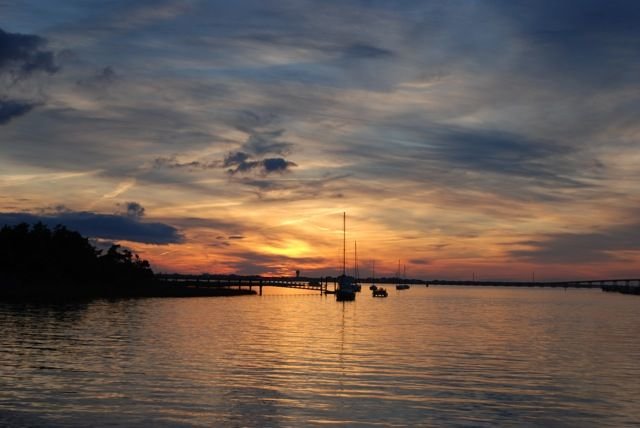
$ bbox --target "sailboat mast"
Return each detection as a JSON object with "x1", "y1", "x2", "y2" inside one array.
[
  {"x1": 342, "y1": 212, "x2": 346, "y2": 276},
  {"x1": 354, "y1": 241, "x2": 358, "y2": 281}
]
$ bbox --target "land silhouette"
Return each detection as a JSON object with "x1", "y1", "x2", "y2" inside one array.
[{"x1": 0, "y1": 223, "x2": 254, "y2": 300}]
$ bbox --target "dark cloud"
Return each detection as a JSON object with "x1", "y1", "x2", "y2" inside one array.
[
  {"x1": 223, "y1": 151, "x2": 297, "y2": 175},
  {"x1": 223, "y1": 151, "x2": 251, "y2": 168},
  {"x1": 123, "y1": 201, "x2": 145, "y2": 218},
  {"x1": 431, "y1": 127, "x2": 577, "y2": 182},
  {"x1": 0, "y1": 99, "x2": 36, "y2": 124},
  {"x1": 0, "y1": 27, "x2": 58, "y2": 78},
  {"x1": 154, "y1": 156, "x2": 219, "y2": 170},
  {"x1": 491, "y1": 0, "x2": 640, "y2": 86},
  {"x1": 0, "y1": 210, "x2": 182, "y2": 244},
  {"x1": 263, "y1": 158, "x2": 296, "y2": 173},
  {"x1": 509, "y1": 223, "x2": 640, "y2": 263},
  {"x1": 0, "y1": 27, "x2": 58, "y2": 125}
]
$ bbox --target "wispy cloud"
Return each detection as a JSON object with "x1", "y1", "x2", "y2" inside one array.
[{"x1": 2, "y1": 1, "x2": 640, "y2": 277}]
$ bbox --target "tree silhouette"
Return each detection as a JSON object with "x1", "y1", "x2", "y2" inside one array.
[{"x1": 0, "y1": 223, "x2": 153, "y2": 296}]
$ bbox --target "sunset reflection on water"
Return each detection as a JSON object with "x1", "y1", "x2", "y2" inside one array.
[{"x1": 1, "y1": 287, "x2": 639, "y2": 426}]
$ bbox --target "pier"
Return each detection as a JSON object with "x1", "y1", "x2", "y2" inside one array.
[
  {"x1": 155, "y1": 274, "x2": 640, "y2": 296},
  {"x1": 426, "y1": 278, "x2": 640, "y2": 295},
  {"x1": 155, "y1": 274, "x2": 333, "y2": 295}
]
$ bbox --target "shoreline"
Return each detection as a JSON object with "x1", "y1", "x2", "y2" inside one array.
[{"x1": 0, "y1": 282, "x2": 257, "y2": 301}]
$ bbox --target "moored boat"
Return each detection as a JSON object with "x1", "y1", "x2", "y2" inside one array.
[
  {"x1": 395, "y1": 261, "x2": 410, "y2": 290},
  {"x1": 372, "y1": 287, "x2": 388, "y2": 297},
  {"x1": 369, "y1": 260, "x2": 377, "y2": 291},
  {"x1": 336, "y1": 213, "x2": 356, "y2": 302},
  {"x1": 336, "y1": 274, "x2": 356, "y2": 301}
]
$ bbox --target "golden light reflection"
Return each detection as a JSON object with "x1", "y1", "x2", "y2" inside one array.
[{"x1": 259, "y1": 239, "x2": 312, "y2": 258}]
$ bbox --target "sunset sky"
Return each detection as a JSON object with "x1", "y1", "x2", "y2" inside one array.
[{"x1": 1, "y1": 1, "x2": 640, "y2": 280}]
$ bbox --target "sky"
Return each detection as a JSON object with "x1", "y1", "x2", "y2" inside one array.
[{"x1": 1, "y1": 0, "x2": 640, "y2": 280}]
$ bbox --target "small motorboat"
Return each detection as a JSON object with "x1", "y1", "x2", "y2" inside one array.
[{"x1": 373, "y1": 287, "x2": 388, "y2": 297}]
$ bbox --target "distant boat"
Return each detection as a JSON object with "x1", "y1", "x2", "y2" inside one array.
[
  {"x1": 336, "y1": 212, "x2": 356, "y2": 302},
  {"x1": 369, "y1": 260, "x2": 378, "y2": 291},
  {"x1": 336, "y1": 275, "x2": 356, "y2": 301},
  {"x1": 353, "y1": 241, "x2": 361, "y2": 292},
  {"x1": 372, "y1": 287, "x2": 388, "y2": 297},
  {"x1": 369, "y1": 260, "x2": 377, "y2": 290},
  {"x1": 396, "y1": 261, "x2": 410, "y2": 290}
]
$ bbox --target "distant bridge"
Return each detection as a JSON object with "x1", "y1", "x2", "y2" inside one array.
[
  {"x1": 155, "y1": 274, "x2": 640, "y2": 296},
  {"x1": 427, "y1": 278, "x2": 639, "y2": 287},
  {"x1": 426, "y1": 278, "x2": 640, "y2": 294},
  {"x1": 155, "y1": 274, "x2": 331, "y2": 295}
]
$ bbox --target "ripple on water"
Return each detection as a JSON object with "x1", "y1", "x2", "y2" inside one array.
[{"x1": 1, "y1": 288, "x2": 640, "y2": 426}]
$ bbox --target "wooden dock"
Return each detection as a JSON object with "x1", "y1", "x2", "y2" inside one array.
[
  {"x1": 155, "y1": 274, "x2": 640, "y2": 296},
  {"x1": 155, "y1": 274, "x2": 333, "y2": 295}
]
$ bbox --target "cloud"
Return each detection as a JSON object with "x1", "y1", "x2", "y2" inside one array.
[
  {"x1": 76, "y1": 66, "x2": 118, "y2": 89},
  {"x1": 263, "y1": 158, "x2": 296, "y2": 173},
  {"x1": 154, "y1": 156, "x2": 219, "y2": 170},
  {"x1": 0, "y1": 27, "x2": 58, "y2": 125},
  {"x1": 0, "y1": 99, "x2": 36, "y2": 124},
  {"x1": 122, "y1": 201, "x2": 145, "y2": 218},
  {"x1": 428, "y1": 126, "x2": 579, "y2": 183},
  {"x1": 509, "y1": 223, "x2": 640, "y2": 263},
  {"x1": 223, "y1": 151, "x2": 251, "y2": 168},
  {"x1": 0, "y1": 209, "x2": 182, "y2": 244},
  {"x1": 227, "y1": 250, "x2": 327, "y2": 276},
  {"x1": 343, "y1": 43, "x2": 394, "y2": 59},
  {"x1": 2, "y1": 1, "x2": 640, "y2": 276},
  {"x1": 0, "y1": 27, "x2": 58, "y2": 78},
  {"x1": 223, "y1": 151, "x2": 297, "y2": 175},
  {"x1": 243, "y1": 130, "x2": 293, "y2": 156}
]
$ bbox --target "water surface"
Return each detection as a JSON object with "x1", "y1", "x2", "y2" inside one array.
[{"x1": 1, "y1": 286, "x2": 639, "y2": 426}]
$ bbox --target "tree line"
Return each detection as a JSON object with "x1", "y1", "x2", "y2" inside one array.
[{"x1": 0, "y1": 222, "x2": 154, "y2": 296}]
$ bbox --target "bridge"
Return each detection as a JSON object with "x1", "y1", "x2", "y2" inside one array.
[
  {"x1": 426, "y1": 278, "x2": 640, "y2": 294},
  {"x1": 155, "y1": 274, "x2": 333, "y2": 295},
  {"x1": 155, "y1": 274, "x2": 640, "y2": 296}
]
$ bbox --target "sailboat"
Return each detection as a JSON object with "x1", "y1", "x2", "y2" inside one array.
[
  {"x1": 369, "y1": 260, "x2": 377, "y2": 291},
  {"x1": 336, "y1": 212, "x2": 356, "y2": 301},
  {"x1": 371, "y1": 261, "x2": 388, "y2": 297},
  {"x1": 353, "y1": 241, "x2": 362, "y2": 292},
  {"x1": 396, "y1": 261, "x2": 410, "y2": 290}
]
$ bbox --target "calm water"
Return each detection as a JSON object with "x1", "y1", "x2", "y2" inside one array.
[{"x1": 1, "y1": 286, "x2": 639, "y2": 427}]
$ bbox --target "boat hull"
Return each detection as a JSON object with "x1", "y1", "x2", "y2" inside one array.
[
  {"x1": 336, "y1": 289, "x2": 356, "y2": 301},
  {"x1": 372, "y1": 288, "x2": 388, "y2": 297}
]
